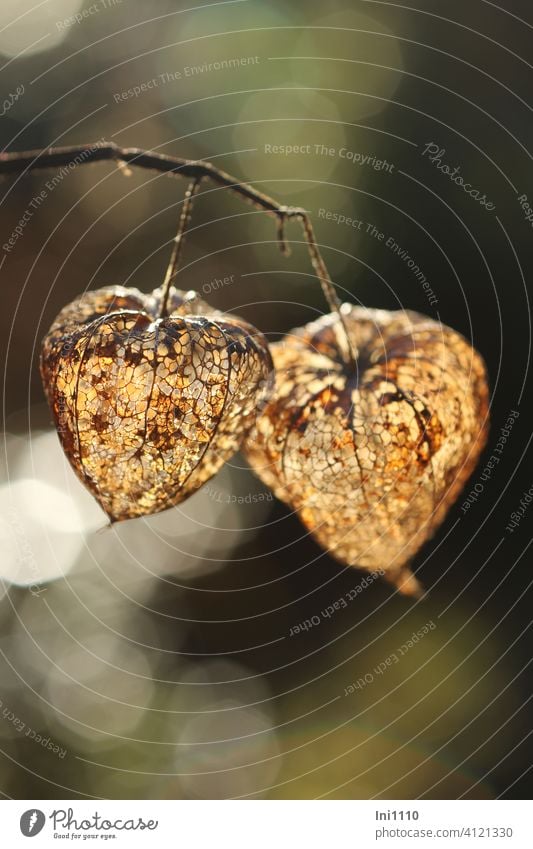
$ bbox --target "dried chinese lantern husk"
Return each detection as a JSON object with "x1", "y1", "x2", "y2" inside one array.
[
  {"x1": 244, "y1": 305, "x2": 489, "y2": 596},
  {"x1": 41, "y1": 285, "x2": 273, "y2": 522}
]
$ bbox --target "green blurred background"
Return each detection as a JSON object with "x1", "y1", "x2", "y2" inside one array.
[{"x1": 0, "y1": 0, "x2": 531, "y2": 799}]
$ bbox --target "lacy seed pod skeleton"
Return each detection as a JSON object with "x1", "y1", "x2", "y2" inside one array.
[
  {"x1": 244, "y1": 306, "x2": 489, "y2": 596},
  {"x1": 40, "y1": 283, "x2": 272, "y2": 521}
]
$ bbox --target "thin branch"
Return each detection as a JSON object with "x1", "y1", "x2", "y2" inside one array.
[
  {"x1": 298, "y1": 215, "x2": 359, "y2": 365},
  {"x1": 0, "y1": 141, "x2": 357, "y2": 369},
  {"x1": 0, "y1": 141, "x2": 300, "y2": 216},
  {"x1": 160, "y1": 176, "x2": 202, "y2": 318}
]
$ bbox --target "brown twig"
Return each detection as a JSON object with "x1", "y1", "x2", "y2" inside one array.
[
  {"x1": 0, "y1": 141, "x2": 358, "y2": 368},
  {"x1": 160, "y1": 176, "x2": 202, "y2": 318}
]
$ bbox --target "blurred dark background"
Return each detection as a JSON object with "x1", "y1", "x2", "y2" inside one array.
[{"x1": 0, "y1": 0, "x2": 531, "y2": 799}]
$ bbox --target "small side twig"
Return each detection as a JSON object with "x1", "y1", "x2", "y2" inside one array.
[
  {"x1": 0, "y1": 141, "x2": 357, "y2": 368},
  {"x1": 297, "y1": 214, "x2": 358, "y2": 365},
  {"x1": 160, "y1": 176, "x2": 202, "y2": 318}
]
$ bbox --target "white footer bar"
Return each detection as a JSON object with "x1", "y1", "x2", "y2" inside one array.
[{"x1": 1, "y1": 800, "x2": 530, "y2": 848}]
